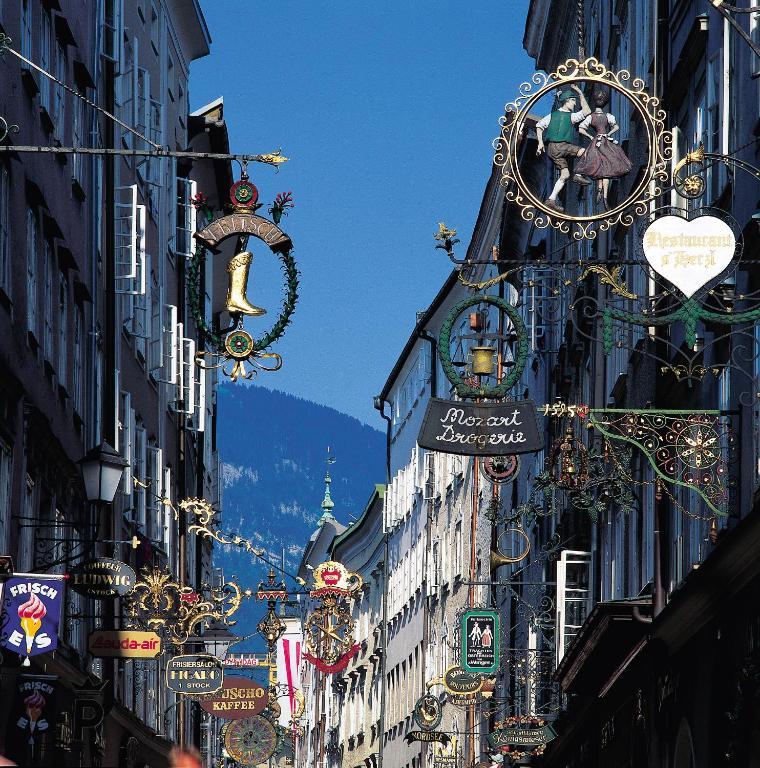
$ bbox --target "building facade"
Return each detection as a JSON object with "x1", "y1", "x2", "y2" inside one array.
[
  {"x1": 329, "y1": 485, "x2": 385, "y2": 768},
  {"x1": 0, "y1": 1, "x2": 226, "y2": 765},
  {"x1": 521, "y1": 1, "x2": 760, "y2": 766}
]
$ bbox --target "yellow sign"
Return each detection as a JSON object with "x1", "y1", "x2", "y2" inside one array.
[{"x1": 88, "y1": 630, "x2": 162, "y2": 658}]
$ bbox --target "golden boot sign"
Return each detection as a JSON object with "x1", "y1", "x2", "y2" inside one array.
[{"x1": 192, "y1": 173, "x2": 299, "y2": 382}]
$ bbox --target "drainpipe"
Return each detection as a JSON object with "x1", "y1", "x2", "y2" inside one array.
[{"x1": 373, "y1": 396, "x2": 392, "y2": 768}]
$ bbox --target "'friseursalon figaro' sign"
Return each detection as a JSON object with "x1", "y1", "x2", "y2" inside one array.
[
  {"x1": 418, "y1": 399, "x2": 544, "y2": 456},
  {"x1": 69, "y1": 558, "x2": 136, "y2": 599},
  {"x1": 166, "y1": 654, "x2": 224, "y2": 695}
]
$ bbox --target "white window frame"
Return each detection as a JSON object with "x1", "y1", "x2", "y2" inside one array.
[
  {"x1": 175, "y1": 178, "x2": 197, "y2": 259},
  {"x1": 148, "y1": 276, "x2": 163, "y2": 373},
  {"x1": 158, "y1": 304, "x2": 179, "y2": 384},
  {"x1": 555, "y1": 550, "x2": 591, "y2": 667},
  {"x1": 146, "y1": 445, "x2": 163, "y2": 544},
  {"x1": 134, "y1": 425, "x2": 146, "y2": 529},
  {"x1": 101, "y1": 0, "x2": 124, "y2": 64}
]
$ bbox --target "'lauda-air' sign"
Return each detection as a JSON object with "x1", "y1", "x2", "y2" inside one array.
[
  {"x1": 87, "y1": 630, "x2": 161, "y2": 658},
  {"x1": 418, "y1": 399, "x2": 543, "y2": 456}
]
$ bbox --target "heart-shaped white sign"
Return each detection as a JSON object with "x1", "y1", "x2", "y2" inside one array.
[{"x1": 642, "y1": 215, "x2": 735, "y2": 298}]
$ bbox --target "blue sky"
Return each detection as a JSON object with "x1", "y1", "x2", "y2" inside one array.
[{"x1": 191, "y1": 0, "x2": 534, "y2": 426}]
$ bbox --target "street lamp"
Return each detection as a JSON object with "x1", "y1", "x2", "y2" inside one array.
[
  {"x1": 202, "y1": 623, "x2": 238, "y2": 661},
  {"x1": 77, "y1": 442, "x2": 129, "y2": 505}
]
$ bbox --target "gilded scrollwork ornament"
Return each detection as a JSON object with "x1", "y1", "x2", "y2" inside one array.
[{"x1": 123, "y1": 566, "x2": 247, "y2": 647}]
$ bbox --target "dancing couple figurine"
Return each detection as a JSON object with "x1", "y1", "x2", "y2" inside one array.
[{"x1": 537, "y1": 85, "x2": 632, "y2": 212}]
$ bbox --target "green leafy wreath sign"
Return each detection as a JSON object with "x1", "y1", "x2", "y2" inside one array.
[
  {"x1": 188, "y1": 198, "x2": 300, "y2": 380},
  {"x1": 439, "y1": 295, "x2": 528, "y2": 399}
]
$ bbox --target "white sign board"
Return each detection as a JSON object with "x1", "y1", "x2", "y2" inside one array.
[{"x1": 643, "y1": 214, "x2": 735, "y2": 298}]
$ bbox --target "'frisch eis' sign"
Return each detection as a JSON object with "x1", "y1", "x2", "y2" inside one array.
[{"x1": 418, "y1": 399, "x2": 543, "y2": 456}]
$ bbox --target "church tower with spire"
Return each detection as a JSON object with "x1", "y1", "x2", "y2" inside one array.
[{"x1": 317, "y1": 451, "x2": 337, "y2": 526}]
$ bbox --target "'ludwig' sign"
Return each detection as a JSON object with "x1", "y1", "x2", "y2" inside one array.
[
  {"x1": 199, "y1": 676, "x2": 268, "y2": 720},
  {"x1": 87, "y1": 630, "x2": 161, "y2": 658},
  {"x1": 166, "y1": 654, "x2": 224, "y2": 695},
  {"x1": 418, "y1": 399, "x2": 543, "y2": 456},
  {"x1": 69, "y1": 558, "x2": 136, "y2": 599}
]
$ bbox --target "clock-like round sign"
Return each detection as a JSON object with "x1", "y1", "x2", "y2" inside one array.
[
  {"x1": 481, "y1": 455, "x2": 521, "y2": 484},
  {"x1": 229, "y1": 179, "x2": 259, "y2": 208},
  {"x1": 224, "y1": 715, "x2": 279, "y2": 765}
]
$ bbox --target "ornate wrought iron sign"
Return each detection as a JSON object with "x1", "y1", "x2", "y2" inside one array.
[
  {"x1": 87, "y1": 630, "x2": 161, "y2": 659},
  {"x1": 199, "y1": 676, "x2": 268, "y2": 720},
  {"x1": 303, "y1": 561, "x2": 363, "y2": 674},
  {"x1": 418, "y1": 399, "x2": 543, "y2": 456},
  {"x1": 461, "y1": 610, "x2": 499, "y2": 675},
  {"x1": 494, "y1": 57, "x2": 671, "y2": 239},
  {"x1": 439, "y1": 295, "x2": 527, "y2": 399},
  {"x1": 413, "y1": 694, "x2": 443, "y2": 731},
  {"x1": 488, "y1": 723, "x2": 556, "y2": 749},
  {"x1": 68, "y1": 558, "x2": 136, "y2": 599},
  {"x1": 124, "y1": 566, "x2": 246, "y2": 646},
  {"x1": 192, "y1": 173, "x2": 299, "y2": 382},
  {"x1": 166, "y1": 654, "x2": 224, "y2": 695}
]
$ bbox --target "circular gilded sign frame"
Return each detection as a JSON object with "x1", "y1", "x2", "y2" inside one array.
[
  {"x1": 224, "y1": 715, "x2": 279, "y2": 765},
  {"x1": 481, "y1": 454, "x2": 521, "y2": 484},
  {"x1": 413, "y1": 694, "x2": 443, "y2": 731},
  {"x1": 439, "y1": 295, "x2": 528, "y2": 399},
  {"x1": 493, "y1": 57, "x2": 672, "y2": 240}
]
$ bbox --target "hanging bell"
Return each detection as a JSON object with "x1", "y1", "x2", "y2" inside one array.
[
  {"x1": 471, "y1": 346, "x2": 496, "y2": 376},
  {"x1": 225, "y1": 252, "x2": 266, "y2": 317}
]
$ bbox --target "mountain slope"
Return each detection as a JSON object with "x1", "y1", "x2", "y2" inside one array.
[{"x1": 213, "y1": 384, "x2": 385, "y2": 646}]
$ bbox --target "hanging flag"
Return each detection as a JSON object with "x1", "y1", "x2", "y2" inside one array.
[
  {"x1": 0, "y1": 576, "x2": 65, "y2": 663},
  {"x1": 4, "y1": 674, "x2": 58, "y2": 767},
  {"x1": 277, "y1": 617, "x2": 303, "y2": 729}
]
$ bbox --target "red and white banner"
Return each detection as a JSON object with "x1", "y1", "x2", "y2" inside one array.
[{"x1": 276, "y1": 617, "x2": 302, "y2": 729}]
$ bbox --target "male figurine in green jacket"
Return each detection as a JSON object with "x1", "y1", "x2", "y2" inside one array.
[{"x1": 536, "y1": 84, "x2": 592, "y2": 213}]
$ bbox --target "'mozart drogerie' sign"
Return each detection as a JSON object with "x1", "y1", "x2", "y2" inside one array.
[
  {"x1": 87, "y1": 630, "x2": 161, "y2": 658},
  {"x1": 418, "y1": 399, "x2": 543, "y2": 456},
  {"x1": 199, "y1": 677, "x2": 268, "y2": 720}
]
